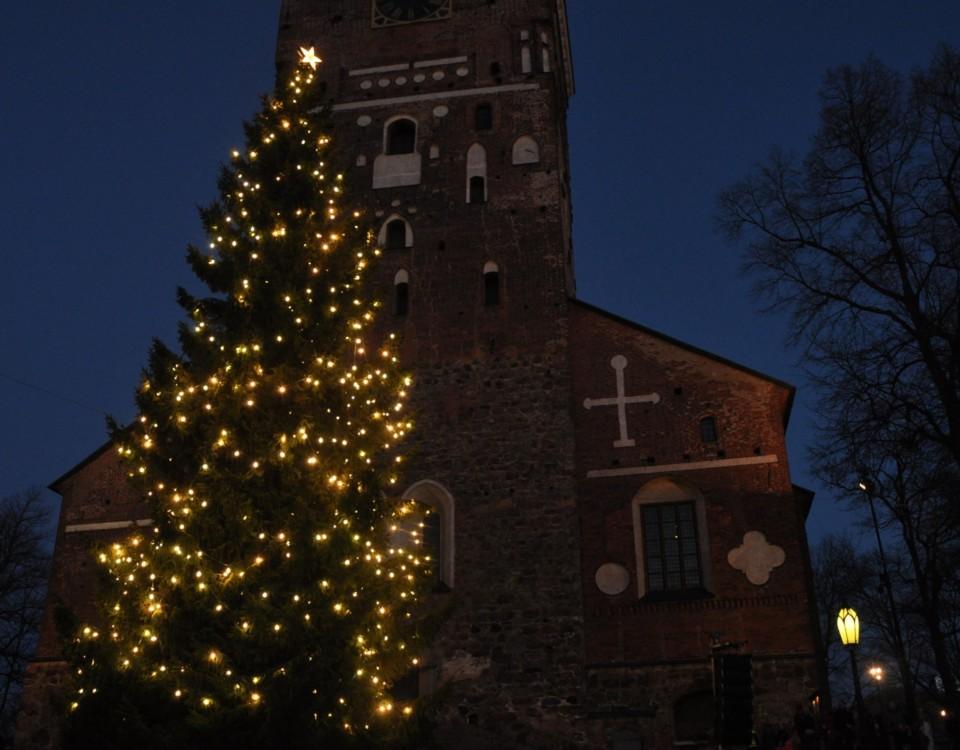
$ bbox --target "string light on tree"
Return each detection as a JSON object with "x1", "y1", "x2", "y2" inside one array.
[{"x1": 64, "y1": 50, "x2": 429, "y2": 749}]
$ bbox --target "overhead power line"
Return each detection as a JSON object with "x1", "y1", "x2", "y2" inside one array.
[{"x1": 0, "y1": 371, "x2": 109, "y2": 416}]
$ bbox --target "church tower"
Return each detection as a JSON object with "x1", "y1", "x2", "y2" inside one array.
[
  {"x1": 275, "y1": 0, "x2": 589, "y2": 745},
  {"x1": 275, "y1": 0, "x2": 576, "y2": 361}
]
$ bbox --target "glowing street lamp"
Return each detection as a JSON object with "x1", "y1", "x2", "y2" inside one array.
[
  {"x1": 837, "y1": 608, "x2": 867, "y2": 737},
  {"x1": 868, "y1": 666, "x2": 884, "y2": 682},
  {"x1": 837, "y1": 608, "x2": 860, "y2": 647}
]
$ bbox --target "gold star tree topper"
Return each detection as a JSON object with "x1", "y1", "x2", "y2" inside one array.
[{"x1": 299, "y1": 47, "x2": 322, "y2": 69}]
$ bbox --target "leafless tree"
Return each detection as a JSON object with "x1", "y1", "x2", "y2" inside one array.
[
  {"x1": 718, "y1": 44, "x2": 960, "y2": 732},
  {"x1": 719, "y1": 45, "x2": 960, "y2": 470},
  {"x1": 0, "y1": 489, "x2": 50, "y2": 746}
]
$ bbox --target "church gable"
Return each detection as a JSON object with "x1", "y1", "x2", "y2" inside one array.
[
  {"x1": 570, "y1": 298, "x2": 793, "y2": 490},
  {"x1": 569, "y1": 299, "x2": 815, "y2": 667}
]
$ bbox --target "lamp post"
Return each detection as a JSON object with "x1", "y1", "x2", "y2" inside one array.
[
  {"x1": 838, "y1": 607, "x2": 868, "y2": 743},
  {"x1": 857, "y1": 478, "x2": 918, "y2": 722}
]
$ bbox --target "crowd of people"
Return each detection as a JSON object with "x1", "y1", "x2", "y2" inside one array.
[{"x1": 759, "y1": 703, "x2": 937, "y2": 749}]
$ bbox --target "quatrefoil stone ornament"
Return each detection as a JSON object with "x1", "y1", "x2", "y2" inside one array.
[{"x1": 727, "y1": 531, "x2": 786, "y2": 585}]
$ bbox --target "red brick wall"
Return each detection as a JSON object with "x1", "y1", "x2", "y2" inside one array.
[
  {"x1": 570, "y1": 302, "x2": 819, "y2": 748},
  {"x1": 37, "y1": 446, "x2": 147, "y2": 660}
]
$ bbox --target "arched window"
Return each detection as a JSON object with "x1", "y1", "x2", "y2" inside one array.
[
  {"x1": 469, "y1": 176, "x2": 486, "y2": 204},
  {"x1": 399, "y1": 480, "x2": 455, "y2": 589},
  {"x1": 374, "y1": 118, "x2": 422, "y2": 189},
  {"x1": 512, "y1": 136, "x2": 540, "y2": 165},
  {"x1": 394, "y1": 269, "x2": 409, "y2": 316},
  {"x1": 632, "y1": 478, "x2": 712, "y2": 599},
  {"x1": 541, "y1": 48, "x2": 551, "y2": 73},
  {"x1": 483, "y1": 261, "x2": 500, "y2": 306},
  {"x1": 700, "y1": 416, "x2": 718, "y2": 443},
  {"x1": 385, "y1": 117, "x2": 417, "y2": 155},
  {"x1": 466, "y1": 143, "x2": 487, "y2": 204},
  {"x1": 474, "y1": 103, "x2": 493, "y2": 130},
  {"x1": 379, "y1": 215, "x2": 413, "y2": 250}
]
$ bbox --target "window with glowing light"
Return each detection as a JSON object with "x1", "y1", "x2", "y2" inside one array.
[
  {"x1": 632, "y1": 478, "x2": 712, "y2": 599},
  {"x1": 700, "y1": 416, "x2": 718, "y2": 443},
  {"x1": 641, "y1": 502, "x2": 702, "y2": 593}
]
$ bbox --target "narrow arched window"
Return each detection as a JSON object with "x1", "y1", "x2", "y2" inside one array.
[
  {"x1": 385, "y1": 219, "x2": 408, "y2": 250},
  {"x1": 385, "y1": 118, "x2": 416, "y2": 155},
  {"x1": 475, "y1": 103, "x2": 493, "y2": 130},
  {"x1": 394, "y1": 269, "x2": 409, "y2": 316},
  {"x1": 483, "y1": 261, "x2": 500, "y2": 306},
  {"x1": 521, "y1": 46, "x2": 532, "y2": 74},
  {"x1": 700, "y1": 416, "x2": 718, "y2": 443},
  {"x1": 399, "y1": 480, "x2": 456, "y2": 589},
  {"x1": 469, "y1": 176, "x2": 486, "y2": 204},
  {"x1": 466, "y1": 143, "x2": 487, "y2": 204}
]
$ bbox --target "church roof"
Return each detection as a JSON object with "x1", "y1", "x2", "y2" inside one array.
[{"x1": 49, "y1": 437, "x2": 116, "y2": 494}]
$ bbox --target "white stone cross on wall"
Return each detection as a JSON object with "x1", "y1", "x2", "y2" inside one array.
[{"x1": 583, "y1": 355, "x2": 661, "y2": 448}]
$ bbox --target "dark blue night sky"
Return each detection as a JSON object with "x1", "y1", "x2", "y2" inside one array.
[{"x1": 1, "y1": 1, "x2": 958, "y2": 546}]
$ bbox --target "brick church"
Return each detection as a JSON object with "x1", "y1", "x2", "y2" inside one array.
[{"x1": 18, "y1": 1, "x2": 821, "y2": 747}]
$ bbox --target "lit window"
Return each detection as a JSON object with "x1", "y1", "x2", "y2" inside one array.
[
  {"x1": 700, "y1": 416, "x2": 718, "y2": 443},
  {"x1": 632, "y1": 479, "x2": 712, "y2": 599},
  {"x1": 641, "y1": 502, "x2": 702, "y2": 593}
]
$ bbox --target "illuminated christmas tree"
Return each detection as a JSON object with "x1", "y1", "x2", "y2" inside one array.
[{"x1": 64, "y1": 50, "x2": 428, "y2": 749}]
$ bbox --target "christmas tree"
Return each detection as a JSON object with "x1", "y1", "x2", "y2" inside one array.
[{"x1": 64, "y1": 50, "x2": 429, "y2": 749}]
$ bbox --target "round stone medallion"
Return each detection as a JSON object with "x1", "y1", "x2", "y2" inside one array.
[{"x1": 595, "y1": 563, "x2": 630, "y2": 596}]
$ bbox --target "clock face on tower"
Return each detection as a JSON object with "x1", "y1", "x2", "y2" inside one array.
[{"x1": 372, "y1": 0, "x2": 452, "y2": 27}]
